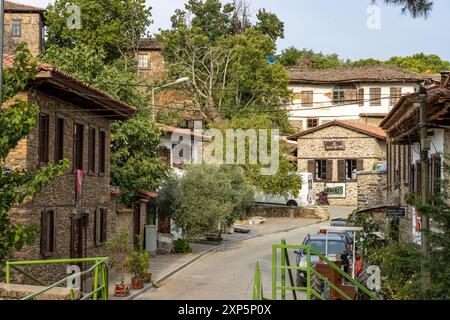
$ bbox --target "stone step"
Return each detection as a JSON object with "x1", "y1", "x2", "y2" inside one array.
[{"x1": 0, "y1": 283, "x2": 80, "y2": 300}]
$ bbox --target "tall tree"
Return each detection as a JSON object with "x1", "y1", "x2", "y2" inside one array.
[
  {"x1": 381, "y1": 0, "x2": 433, "y2": 18},
  {"x1": 45, "y1": 0, "x2": 152, "y2": 62},
  {"x1": 0, "y1": 45, "x2": 67, "y2": 264}
]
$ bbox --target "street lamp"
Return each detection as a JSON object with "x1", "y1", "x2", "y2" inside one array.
[{"x1": 151, "y1": 77, "x2": 190, "y2": 121}]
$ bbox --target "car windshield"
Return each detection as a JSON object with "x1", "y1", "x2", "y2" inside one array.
[{"x1": 305, "y1": 240, "x2": 346, "y2": 255}]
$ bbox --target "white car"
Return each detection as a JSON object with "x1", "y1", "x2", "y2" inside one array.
[{"x1": 254, "y1": 173, "x2": 314, "y2": 207}]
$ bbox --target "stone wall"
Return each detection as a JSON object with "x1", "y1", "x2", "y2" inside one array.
[
  {"x1": 137, "y1": 49, "x2": 167, "y2": 84},
  {"x1": 5, "y1": 90, "x2": 117, "y2": 284},
  {"x1": 3, "y1": 12, "x2": 43, "y2": 56},
  {"x1": 357, "y1": 171, "x2": 387, "y2": 209},
  {"x1": 252, "y1": 205, "x2": 329, "y2": 221}
]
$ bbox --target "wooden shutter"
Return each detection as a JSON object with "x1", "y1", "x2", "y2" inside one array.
[
  {"x1": 338, "y1": 160, "x2": 346, "y2": 182},
  {"x1": 99, "y1": 130, "x2": 106, "y2": 174},
  {"x1": 41, "y1": 211, "x2": 49, "y2": 255},
  {"x1": 357, "y1": 159, "x2": 364, "y2": 171},
  {"x1": 358, "y1": 88, "x2": 364, "y2": 106},
  {"x1": 41, "y1": 211, "x2": 56, "y2": 256},
  {"x1": 416, "y1": 161, "x2": 422, "y2": 197},
  {"x1": 39, "y1": 114, "x2": 49, "y2": 163},
  {"x1": 326, "y1": 160, "x2": 333, "y2": 182},
  {"x1": 55, "y1": 117, "x2": 64, "y2": 162},
  {"x1": 88, "y1": 128, "x2": 96, "y2": 173},
  {"x1": 94, "y1": 209, "x2": 100, "y2": 245},
  {"x1": 308, "y1": 160, "x2": 316, "y2": 180},
  {"x1": 101, "y1": 209, "x2": 107, "y2": 243},
  {"x1": 370, "y1": 88, "x2": 382, "y2": 106}
]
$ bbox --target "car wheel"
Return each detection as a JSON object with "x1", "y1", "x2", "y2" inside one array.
[{"x1": 287, "y1": 200, "x2": 297, "y2": 207}]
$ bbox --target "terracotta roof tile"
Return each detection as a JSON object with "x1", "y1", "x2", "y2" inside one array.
[
  {"x1": 4, "y1": 1, "x2": 45, "y2": 12},
  {"x1": 138, "y1": 38, "x2": 164, "y2": 50},
  {"x1": 287, "y1": 120, "x2": 386, "y2": 140},
  {"x1": 287, "y1": 64, "x2": 421, "y2": 84}
]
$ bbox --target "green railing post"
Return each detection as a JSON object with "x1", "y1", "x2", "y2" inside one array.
[
  {"x1": 6, "y1": 261, "x2": 10, "y2": 284},
  {"x1": 252, "y1": 262, "x2": 261, "y2": 300},
  {"x1": 102, "y1": 264, "x2": 108, "y2": 300},
  {"x1": 306, "y1": 247, "x2": 311, "y2": 300},
  {"x1": 93, "y1": 261, "x2": 99, "y2": 301},
  {"x1": 271, "y1": 245, "x2": 277, "y2": 300},
  {"x1": 281, "y1": 240, "x2": 286, "y2": 300}
]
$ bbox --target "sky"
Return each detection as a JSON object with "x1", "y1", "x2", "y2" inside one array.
[{"x1": 20, "y1": 0, "x2": 450, "y2": 61}]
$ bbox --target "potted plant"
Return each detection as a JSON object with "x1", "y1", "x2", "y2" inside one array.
[
  {"x1": 106, "y1": 227, "x2": 132, "y2": 296},
  {"x1": 125, "y1": 235, "x2": 150, "y2": 290}
]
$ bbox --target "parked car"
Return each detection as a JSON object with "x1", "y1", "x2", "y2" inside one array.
[
  {"x1": 254, "y1": 173, "x2": 314, "y2": 207},
  {"x1": 295, "y1": 233, "x2": 351, "y2": 286}
]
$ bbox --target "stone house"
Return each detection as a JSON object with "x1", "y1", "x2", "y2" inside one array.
[
  {"x1": 287, "y1": 120, "x2": 386, "y2": 206},
  {"x1": 3, "y1": 1, "x2": 45, "y2": 56},
  {"x1": 3, "y1": 58, "x2": 136, "y2": 283},
  {"x1": 379, "y1": 72, "x2": 450, "y2": 243},
  {"x1": 285, "y1": 64, "x2": 420, "y2": 132}
]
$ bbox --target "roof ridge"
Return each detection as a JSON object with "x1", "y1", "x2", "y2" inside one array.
[{"x1": 4, "y1": 0, "x2": 46, "y2": 12}]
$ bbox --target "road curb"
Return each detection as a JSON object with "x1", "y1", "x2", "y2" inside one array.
[{"x1": 127, "y1": 219, "x2": 326, "y2": 300}]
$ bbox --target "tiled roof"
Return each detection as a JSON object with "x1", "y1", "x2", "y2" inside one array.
[
  {"x1": 3, "y1": 54, "x2": 136, "y2": 118},
  {"x1": 138, "y1": 38, "x2": 164, "y2": 50},
  {"x1": 4, "y1": 1, "x2": 45, "y2": 12},
  {"x1": 158, "y1": 124, "x2": 210, "y2": 140},
  {"x1": 287, "y1": 64, "x2": 421, "y2": 84},
  {"x1": 287, "y1": 120, "x2": 386, "y2": 140}
]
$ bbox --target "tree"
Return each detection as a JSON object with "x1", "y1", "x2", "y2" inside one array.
[
  {"x1": 45, "y1": 0, "x2": 152, "y2": 62},
  {"x1": 173, "y1": 165, "x2": 254, "y2": 240},
  {"x1": 212, "y1": 115, "x2": 302, "y2": 196},
  {"x1": 278, "y1": 47, "x2": 342, "y2": 69},
  {"x1": 0, "y1": 44, "x2": 68, "y2": 265},
  {"x1": 385, "y1": 53, "x2": 450, "y2": 74},
  {"x1": 381, "y1": 0, "x2": 433, "y2": 18},
  {"x1": 158, "y1": 0, "x2": 292, "y2": 132}
]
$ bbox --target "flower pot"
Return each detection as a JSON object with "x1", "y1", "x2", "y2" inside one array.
[
  {"x1": 143, "y1": 272, "x2": 152, "y2": 283},
  {"x1": 114, "y1": 284, "x2": 129, "y2": 297},
  {"x1": 131, "y1": 278, "x2": 145, "y2": 290}
]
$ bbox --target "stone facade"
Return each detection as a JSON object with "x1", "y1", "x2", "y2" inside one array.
[
  {"x1": 252, "y1": 205, "x2": 329, "y2": 221},
  {"x1": 357, "y1": 171, "x2": 387, "y2": 208},
  {"x1": 137, "y1": 49, "x2": 167, "y2": 84},
  {"x1": 3, "y1": 12, "x2": 44, "y2": 56},
  {"x1": 293, "y1": 123, "x2": 386, "y2": 206}
]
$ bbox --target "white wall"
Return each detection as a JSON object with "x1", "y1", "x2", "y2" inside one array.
[{"x1": 288, "y1": 82, "x2": 418, "y2": 130}]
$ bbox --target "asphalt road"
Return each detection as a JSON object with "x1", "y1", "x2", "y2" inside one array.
[{"x1": 137, "y1": 207, "x2": 353, "y2": 300}]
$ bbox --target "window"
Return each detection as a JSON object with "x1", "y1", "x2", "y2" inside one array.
[
  {"x1": 99, "y1": 130, "x2": 106, "y2": 174},
  {"x1": 11, "y1": 20, "x2": 21, "y2": 37},
  {"x1": 333, "y1": 90, "x2": 345, "y2": 105},
  {"x1": 301, "y1": 91, "x2": 313, "y2": 108},
  {"x1": 346, "y1": 159, "x2": 357, "y2": 180},
  {"x1": 307, "y1": 119, "x2": 319, "y2": 129},
  {"x1": 138, "y1": 54, "x2": 149, "y2": 69},
  {"x1": 41, "y1": 210, "x2": 56, "y2": 256},
  {"x1": 55, "y1": 117, "x2": 64, "y2": 162},
  {"x1": 390, "y1": 87, "x2": 402, "y2": 106},
  {"x1": 160, "y1": 147, "x2": 171, "y2": 166},
  {"x1": 74, "y1": 123, "x2": 84, "y2": 170},
  {"x1": 88, "y1": 128, "x2": 96, "y2": 173},
  {"x1": 333, "y1": 85, "x2": 357, "y2": 105},
  {"x1": 94, "y1": 209, "x2": 107, "y2": 245},
  {"x1": 315, "y1": 160, "x2": 327, "y2": 181},
  {"x1": 39, "y1": 113, "x2": 50, "y2": 164},
  {"x1": 358, "y1": 88, "x2": 365, "y2": 106},
  {"x1": 370, "y1": 88, "x2": 382, "y2": 106}
]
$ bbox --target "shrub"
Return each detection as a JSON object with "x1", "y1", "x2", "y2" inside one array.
[{"x1": 173, "y1": 239, "x2": 192, "y2": 254}]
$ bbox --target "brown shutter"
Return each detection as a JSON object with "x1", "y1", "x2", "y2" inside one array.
[
  {"x1": 51, "y1": 212, "x2": 56, "y2": 253},
  {"x1": 326, "y1": 160, "x2": 333, "y2": 182},
  {"x1": 416, "y1": 160, "x2": 422, "y2": 197},
  {"x1": 338, "y1": 160, "x2": 346, "y2": 182},
  {"x1": 358, "y1": 88, "x2": 364, "y2": 106},
  {"x1": 357, "y1": 159, "x2": 364, "y2": 171},
  {"x1": 308, "y1": 160, "x2": 315, "y2": 177},
  {"x1": 94, "y1": 209, "x2": 100, "y2": 245},
  {"x1": 41, "y1": 211, "x2": 49, "y2": 256},
  {"x1": 101, "y1": 209, "x2": 107, "y2": 242}
]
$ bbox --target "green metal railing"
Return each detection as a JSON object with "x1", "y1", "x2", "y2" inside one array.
[
  {"x1": 252, "y1": 240, "x2": 379, "y2": 300},
  {"x1": 5, "y1": 257, "x2": 109, "y2": 301}
]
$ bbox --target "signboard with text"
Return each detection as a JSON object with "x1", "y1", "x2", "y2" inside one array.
[
  {"x1": 388, "y1": 207, "x2": 406, "y2": 218},
  {"x1": 325, "y1": 183, "x2": 346, "y2": 198},
  {"x1": 324, "y1": 140, "x2": 346, "y2": 151}
]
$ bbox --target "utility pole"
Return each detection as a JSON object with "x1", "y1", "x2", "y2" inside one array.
[
  {"x1": 418, "y1": 85, "x2": 431, "y2": 291},
  {"x1": 0, "y1": 0, "x2": 4, "y2": 104}
]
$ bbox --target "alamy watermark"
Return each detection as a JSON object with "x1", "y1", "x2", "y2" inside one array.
[{"x1": 170, "y1": 121, "x2": 280, "y2": 176}]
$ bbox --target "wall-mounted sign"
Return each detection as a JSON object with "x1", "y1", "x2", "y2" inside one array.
[
  {"x1": 325, "y1": 183, "x2": 346, "y2": 198},
  {"x1": 388, "y1": 207, "x2": 406, "y2": 218},
  {"x1": 324, "y1": 140, "x2": 346, "y2": 151}
]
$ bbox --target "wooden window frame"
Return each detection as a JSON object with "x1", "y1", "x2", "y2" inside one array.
[
  {"x1": 301, "y1": 91, "x2": 313, "y2": 108},
  {"x1": 94, "y1": 208, "x2": 108, "y2": 246},
  {"x1": 345, "y1": 159, "x2": 358, "y2": 181},
  {"x1": 99, "y1": 129, "x2": 106, "y2": 175},
  {"x1": 88, "y1": 127, "x2": 96, "y2": 174},
  {"x1": 307, "y1": 118, "x2": 319, "y2": 129},
  {"x1": 370, "y1": 88, "x2": 382, "y2": 107},
  {"x1": 73, "y1": 122, "x2": 84, "y2": 171},
  {"x1": 315, "y1": 160, "x2": 327, "y2": 181},
  {"x1": 41, "y1": 210, "x2": 57, "y2": 257},
  {"x1": 39, "y1": 113, "x2": 50, "y2": 164},
  {"x1": 54, "y1": 116, "x2": 65, "y2": 163},
  {"x1": 390, "y1": 87, "x2": 402, "y2": 107},
  {"x1": 137, "y1": 54, "x2": 150, "y2": 69},
  {"x1": 11, "y1": 20, "x2": 21, "y2": 37}
]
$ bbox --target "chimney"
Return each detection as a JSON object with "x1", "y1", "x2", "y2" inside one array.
[{"x1": 441, "y1": 71, "x2": 450, "y2": 87}]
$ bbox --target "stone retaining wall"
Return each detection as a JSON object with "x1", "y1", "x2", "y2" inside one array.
[{"x1": 251, "y1": 205, "x2": 329, "y2": 221}]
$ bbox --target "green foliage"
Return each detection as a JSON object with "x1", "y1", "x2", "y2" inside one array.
[
  {"x1": 154, "y1": 174, "x2": 179, "y2": 219},
  {"x1": 381, "y1": 0, "x2": 433, "y2": 18},
  {"x1": 106, "y1": 227, "x2": 133, "y2": 283},
  {"x1": 173, "y1": 165, "x2": 254, "y2": 240},
  {"x1": 278, "y1": 47, "x2": 342, "y2": 69},
  {"x1": 212, "y1": 115, "x2": 301, "y2": 197},
  {"x1": 125, "y1": 236, "x2": 150, "y2": 280},
  {"x1": 159, "y1": 0, "x2": 291, "y2": 132},
  {"x1": 110, "y1": 112, "x2": 169, "y2": 206},
  {"x1": 45, "y1": 0, "x2": 152, "y2": 62},
  {"x1": 0, "y1": 44, "x2": 68, "y2": 263},
  {"x1": 173, "y1": 239, "x2": 193, "y2": 254},
  {"x1": 385, "y1": 53, "x2": 450, "y2": 74}
]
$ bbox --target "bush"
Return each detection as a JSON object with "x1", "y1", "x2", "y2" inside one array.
[
  {"x1": 107, "y1": 227, "x2": 132, "y2": 283},
  {"x1": 173, "y1": 239, "x2": 192, "y2": 254},
  {"x1": 125, "y1": 250, "x2": 150, "y2": 280}
]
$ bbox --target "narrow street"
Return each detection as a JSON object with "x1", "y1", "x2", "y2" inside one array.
[{"x1": 136, "y1": 207, "x2": 353, "y2": 300}]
